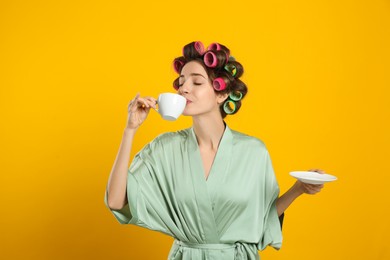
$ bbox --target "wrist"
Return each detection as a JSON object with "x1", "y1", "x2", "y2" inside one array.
[
  {"x1": 124, "y1": 127, "x2": 137, "y2": 136},
  {"x1": 291, "y1": 181, "x2": 304, "y2": 197}
]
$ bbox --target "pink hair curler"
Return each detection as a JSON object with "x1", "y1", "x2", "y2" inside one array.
[
  {"x1": 173, "y1": 78, "x2": 180, "y2": 91},
  {"x1": 194, "y1": 41, "x2": 205, "y2": 55},
  {"x1": 213, "y1": 77, "x2": 227, "y2": 91},
  {"x1": 173, "y1": 59, "x2": 184, "y2": 74},
  {"x1": 209, "y1": 43, "x2": 230, "y2": 61},
  {"x1": 204, "y1": 51, "x2": 218, "y2": 67},
  {"x1": 207, "y1": 43, "x2": 221, "y2": 51}
]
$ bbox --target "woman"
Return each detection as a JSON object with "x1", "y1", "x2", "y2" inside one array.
[{"x1": 104, "y1": 41, "x2": 325, "y2": 259}]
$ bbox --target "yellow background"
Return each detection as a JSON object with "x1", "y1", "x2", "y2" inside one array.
[{"x1": 1, "y1": 0, "x2": 389, "y2": 259}]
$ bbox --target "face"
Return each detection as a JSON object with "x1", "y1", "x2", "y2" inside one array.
[{"x1": 177, "y1": 61, "x2": 227, "y2": 118}]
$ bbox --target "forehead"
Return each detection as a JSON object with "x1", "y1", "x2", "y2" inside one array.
[{"x1": 181, "y1": 61, "x2": 208, "y2": 77}]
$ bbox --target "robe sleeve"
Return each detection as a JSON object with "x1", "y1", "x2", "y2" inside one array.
[
  {"x1": 258, "y1": 150, "x2": 283, "y2": 251},
  {"x1": 103, "y1": 153, "x2": 150, "y2": 226},
  {"x1": 103, "y1": 141, "x2": 177, "y2": 237}
]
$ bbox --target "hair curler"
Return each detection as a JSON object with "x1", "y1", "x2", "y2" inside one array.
[
  {"x1": 173, "y1": 58, "x2": 184, "y2": 74},
  {"x1": 194, "y1": 41, "x2": 205, "y2": 55},
  {"x1": 224, "y1": 63, "x2": 237, "y2": 77},
  {"x1": 207, "y1": 43, "x2": 221, "y2": 51},
  {"x1": 223, "y1": 100, "x2": 236, "y2": 114},
  {"x1": 173, "y1": 78, "x2": 181, "y2": 91},
  {"x1": 213, "y1": 77, "x2": 227, "y2": 91},
  {"x1": 229, "y1": 91, "x2": 242, "y2": 101},
  {"x1": 203, "y1": 51, "x2": 217, "y2": 68}
]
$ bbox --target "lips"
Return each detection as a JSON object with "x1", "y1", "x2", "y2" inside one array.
[{"x1": 186, "y1": 99, "x2": 192, "y2": 104}]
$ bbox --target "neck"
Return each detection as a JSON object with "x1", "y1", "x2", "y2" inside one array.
[{"x1": 192, "y1": 114, "x2": 226, "y2": 150}]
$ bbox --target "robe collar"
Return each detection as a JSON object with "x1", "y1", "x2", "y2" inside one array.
[{"x1": 188, "y1": 121, "x2": 233, "y2": 153}]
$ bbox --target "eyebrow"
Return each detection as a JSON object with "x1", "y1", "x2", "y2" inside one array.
[{"x1": 179, "y1": 73, "x2": 207, "y2": 79}]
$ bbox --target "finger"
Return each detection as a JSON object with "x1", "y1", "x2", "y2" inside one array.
[
  {"x1": 144, "y1": 96, "x2": 157, "y2": 102},
  {"x1": 307, "y1": 184, "x2": 323, "y2": 190},
  {"x1": 134, "y1": 97, "x2": 150, "y2": 108},
  {"x1": 128, "y1": 93, "x2": 140, "y2": 108},
  {"x1": 142, "y1": 99, "x2": 150, "y2": 108},
  {"x1": 308, "y1": 169, "x2": 326, "y2": 174},
  {"x1": 307, "y1": 186, "x2": 318, "y2": 194},
  {"x1": 129, "y1": 97, "x2": 148, "y2": 112},
  {"x1": 144, "y1": 97, "x2": 157, "y2": 108},
  {"x1": 309, "y1": 184, "x2": 323, "y2": 193}
]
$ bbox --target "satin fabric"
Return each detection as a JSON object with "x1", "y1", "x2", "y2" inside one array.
[{"x1": 104, "y1": 124, "x2": 283, "y2": 259}]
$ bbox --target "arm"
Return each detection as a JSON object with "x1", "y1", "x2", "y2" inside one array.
[
  {"x1": 276, "y1": 169, "x2": 325, "y2": 216},
  {"x1": 106, "y1": 128, "x2": 136, "y2": 210},
  {"x1": 276, "y1": 181, "x2": 303, "y2": 216},
  {"x1": 106, "y1": 94, "x2": 157, "y2": 210}
]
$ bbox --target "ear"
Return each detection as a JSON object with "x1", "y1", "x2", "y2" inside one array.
[{"x1": 216, "y1": 92, "x2": 229, "y2": 104}]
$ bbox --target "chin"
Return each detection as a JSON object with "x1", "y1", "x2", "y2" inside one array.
[
  {"x1": 182, "y1": 107, "x2": 193, "y2": 116},
  {"x1": 182, "y1": 111, "x2": 193, "y2": 116}
]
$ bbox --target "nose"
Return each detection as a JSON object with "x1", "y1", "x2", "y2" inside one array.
[{"x1": 179, "y1": 81, "x2": 190, "y2": 95}]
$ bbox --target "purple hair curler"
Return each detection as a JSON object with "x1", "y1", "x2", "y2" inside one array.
[
  {"x1": 204, "y1": 51, "x2": 217, "y2": 68},
  {"x1": 213, "y1": 77, "x2": 227, "y2": 91},
  {"x1": 173, "y1": 59, "x2": 184, "y2": 74}
]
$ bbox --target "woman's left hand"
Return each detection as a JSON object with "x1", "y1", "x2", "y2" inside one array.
[{"x1": 294, "y1": 169, "x2": 326, "y2": 195}]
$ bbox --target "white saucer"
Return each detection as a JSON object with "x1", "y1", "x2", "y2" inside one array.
[{"x1": 289, "y1": 171, "x2": 337, "y2": 184}]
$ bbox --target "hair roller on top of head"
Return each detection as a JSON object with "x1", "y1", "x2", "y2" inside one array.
[
  {"x1": 213, "y1": 77, "x2": 228, "y2": 91},
  {"x1": 204, "y1": 50, "x2": 229, "y2": 68},
  {"x1": 204, "y1": 51, "x2": 218, "y2": 68},
  {"x1": 207, "y1": 43, "x2": 221, "y2": 51},
  {"x1": 183, "y1": 41, "x2": 205, "y2": 59},
  {"x1": 194, "y1": 41, "x2": 205, "y2": 55},
  {"x1": 208, "y1": 42, "x2": 230, "y2": 57}
]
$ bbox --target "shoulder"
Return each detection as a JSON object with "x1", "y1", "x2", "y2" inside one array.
[
  {"x1": 141, "y1": 128, "x2": 191, "y2": 153},
  {"x1": 153, "y1": 127, "x2": 191, "y2": 144},
  {"x1": 230, "y1": 128, "x2": 268, "y2": 154}
]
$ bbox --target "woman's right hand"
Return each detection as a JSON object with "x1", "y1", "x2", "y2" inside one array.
[{"x1": 126, "y1": 93, "x2": 157, "y2": 130}]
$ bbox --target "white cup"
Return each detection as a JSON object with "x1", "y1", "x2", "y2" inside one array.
[{"x1": 156, "y1": 93, "x2": 186, "y2": 121}]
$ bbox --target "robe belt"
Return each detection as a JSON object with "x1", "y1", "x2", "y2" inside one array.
[{"x1": 174, "y1": 240, "x2": 236, "y2": 250}]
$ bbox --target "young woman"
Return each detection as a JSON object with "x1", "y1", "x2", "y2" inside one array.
[{"x1": 105, "y1": 41, "x2": 325, "y2": 259}]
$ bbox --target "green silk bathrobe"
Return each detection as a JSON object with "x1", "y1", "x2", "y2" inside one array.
[{"x1": 104, "y1": 124, "x2": 283, "y2": 259}]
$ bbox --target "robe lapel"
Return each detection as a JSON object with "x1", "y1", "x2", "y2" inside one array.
[
  {"x1": 205, "y1": 124, "x2": 233, "y2": 186},
  {"x1": 186, "y1": 123, "x2": 233, "y2": 243}
]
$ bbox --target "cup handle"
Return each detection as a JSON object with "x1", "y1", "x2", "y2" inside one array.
[{"x1": 153, "y1": 97, "x2": 159, "y2": 113}]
